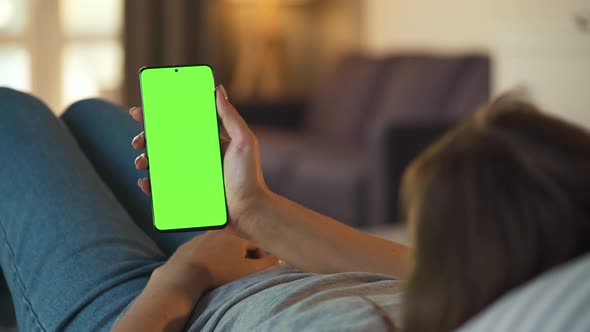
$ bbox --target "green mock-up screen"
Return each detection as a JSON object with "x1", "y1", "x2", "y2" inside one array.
[{"x1": 139, "y1": 65, "x2": 227, "y2": 231}]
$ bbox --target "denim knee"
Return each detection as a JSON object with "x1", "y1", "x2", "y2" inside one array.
[
  {"x1": 0, "y1": 87, "x2": 55, "y2": 129},
  {"x1": 0, "y1": 87, "x2": 44, "y2": 107},
  {"x1": 62, "y1": 98, "x2": 121, "y2": 122}
]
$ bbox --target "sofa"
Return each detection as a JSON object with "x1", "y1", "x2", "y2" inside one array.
[{"x1": 237, "y1": 53, "x2": 490, "y2": 227}]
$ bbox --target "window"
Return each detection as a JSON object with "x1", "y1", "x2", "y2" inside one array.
[
  {"x1": 0, "y1": 46, "x2": 31, "y2": 91},
  {"x1": 60, "y1": 0, "x2": 123, "y2": 108},
  {"x1": 0, "y1": 0, "x2": 30, "y2": 91},
  {"x1": 0, "y1": 0, "x2": 123, "y2": 113}
]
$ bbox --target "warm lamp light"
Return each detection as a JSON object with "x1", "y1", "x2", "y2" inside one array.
[
  {"x1": 227, "y1": 0, "x2": 311, "y2": 100},
  {"x1": 224, "y1": 0, "x2": 312, "y2": 5}
]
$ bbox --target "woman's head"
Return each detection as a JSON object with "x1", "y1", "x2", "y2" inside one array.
[{"x1": 401, "y1": 96, "x2": 590, "y2": 331}]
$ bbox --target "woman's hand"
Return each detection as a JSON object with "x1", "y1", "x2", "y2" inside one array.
[
  {"x1": 159, "y1": 230, "x2": 279, "y2": 292},
  {"x1": 112, "y1": 231, "x2": 278, "y2": 332},
  {"x1": 129, "y1": 85, "x2": 271, "y2": 237}
]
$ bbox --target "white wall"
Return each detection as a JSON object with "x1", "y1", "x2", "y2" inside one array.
[
  {"x1": 363, "y1": 0, "x2": 588, "y2": 52},
  {"x1": 363, "y1": 0, "x2": 590, "y2": 128},
  {"x1": 363, "y1": 0, "x2": 494, "y2": 54}
]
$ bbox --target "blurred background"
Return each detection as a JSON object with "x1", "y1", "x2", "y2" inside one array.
[
  {"x1": 0, "y1": 0, "x2": 589, "y2": 328},
  {"x1": 1, "y1": 0, "x2": 589, "y2": 227},
  {"x1": 0, "y1": 0, "x2": 587, "y2": 116},
  {"x1": 1, "y1": 0, "x2": 589, "y2": 228}
]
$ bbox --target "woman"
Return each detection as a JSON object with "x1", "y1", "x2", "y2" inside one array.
[
  {"x1": 0, "y1": 86, "x2": 587, "y2": 331},
  {"x1": 120, "y1": 90, "x2": 590, "y2": 331},
  {"x1": 0, "y1": 86, "x2": 406, "y2": 332},
  {"x1": 401, "y1": 96, "x2": 590, "y2": 331}
]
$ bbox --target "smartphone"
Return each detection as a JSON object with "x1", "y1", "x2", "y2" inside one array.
[{"x1": 139, "y1": 65, "x2": 227, "y2": 231}]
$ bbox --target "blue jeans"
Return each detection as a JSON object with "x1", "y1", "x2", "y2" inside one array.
[{"x1": 0, "y1": 88, "x2": 201, "y2": 331}]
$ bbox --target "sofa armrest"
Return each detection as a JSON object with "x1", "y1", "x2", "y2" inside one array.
[
  {"x1": 232, "y1": 100, "x2": 307, "y2": 130},
  {"x1": 367, "y1": 123, "x2": 454, "y2": 226}
]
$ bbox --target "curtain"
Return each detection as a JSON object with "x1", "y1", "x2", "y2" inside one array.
[{"x1": 122, "y1": 0, "x2": 208, "y2": 107}]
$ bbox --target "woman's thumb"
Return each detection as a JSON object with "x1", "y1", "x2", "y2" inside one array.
[{"x1": 216, "y1": 85, "x2": 250, "y2": 143}]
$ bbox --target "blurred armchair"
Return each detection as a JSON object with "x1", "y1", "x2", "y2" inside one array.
[{"x1": 236, "y1": 53, "x2": 490, "y2": 227}]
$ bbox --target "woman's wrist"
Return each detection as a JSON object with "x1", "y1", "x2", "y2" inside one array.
[
  {"x1": 234, "y1": 186, "x2": 276, "y2": 240},
  {"x1": 113, "y1": 261, "x2": 207, "y2": 332},
  {"x1": 151, "y1": 260, "x2": 210, "y2": 301}
]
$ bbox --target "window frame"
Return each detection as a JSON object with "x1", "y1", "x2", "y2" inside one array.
[{"x1": 0, "y1": 0, "x2": 123, "y2": 113}]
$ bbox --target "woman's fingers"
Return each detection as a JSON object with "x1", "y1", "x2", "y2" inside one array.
[
  {"x1": 129, "y1": 107, "x2": 144, "y2": 123},
  {"x1": 215, "y1": 85, "x2": 254, "y2": 147},
  {"x1": 138, "y1": 178, "x2": 151, "y2": 195},
  {"x1": 132, "y1": 131, "x2": 145, "y2": 150},
  {"x1": 135, "y1": 153, "x2": 148, "y2": 170},
  {"x1": 129, "y1": 107, "x2": 149, "y2": 195}
]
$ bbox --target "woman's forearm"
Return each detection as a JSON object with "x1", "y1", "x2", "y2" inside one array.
[
  {"x1": 111, "y1": 263, "x2": 208, "y2": 332},
  {"x1": 243, "y1": 191, "x2": 410, "y2": 278}
]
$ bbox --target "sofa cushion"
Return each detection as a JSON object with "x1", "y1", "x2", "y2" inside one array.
[
  {"x1": 459, "y1": 252, "x2": 590, "y2": 332},
  {"x1": 371, "y1": 55, "x2": 468, "y2": 125},
  {"x1": 255, "y1": 123, "x2": 369, "y2": 227},
  {"x1": 304, "y1": 54, "x2": 382, "y2": 143},
  {"x1": 254, "y1": 126, "x2": 312, "y2": 195},
  {"x1": 255, "y1": 126, "x2": 368, "y2": 226},
  {"x1": 279, "y1": 143, "x2": 367, "y2": 227},
  {"x1": 442, "y1": 55, "x2": 490, "y2": 119}
]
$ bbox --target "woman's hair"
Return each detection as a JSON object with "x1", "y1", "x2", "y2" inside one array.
[{"x1": 400, "y1": 96, "x2": 590, "y2": 332}]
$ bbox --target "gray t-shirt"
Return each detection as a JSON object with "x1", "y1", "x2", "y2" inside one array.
[{"x1": 185, "y1": 265, "x2": 404, "y2": 331}]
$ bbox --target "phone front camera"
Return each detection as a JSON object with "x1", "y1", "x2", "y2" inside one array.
[{"x1": 175, "y1": 69, "x2": 179, "y2": 72}]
